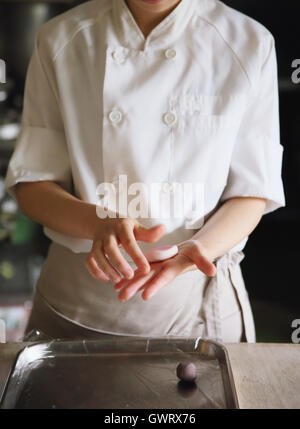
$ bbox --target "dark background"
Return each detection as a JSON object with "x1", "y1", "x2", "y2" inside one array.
[
  {"x1": 0, "y1": 0, "x2": 299, "y2": 342},
  {"x1": 223, "y1": 0, "x2": 300, "y2": 342}
]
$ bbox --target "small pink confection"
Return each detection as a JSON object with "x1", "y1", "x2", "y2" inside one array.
[
  {"x1": 176, "y1": 362, "x2": 197, "y2": 382},
  {"x1": 145, "y1": 245, "x2": 178, "y2": 262}
]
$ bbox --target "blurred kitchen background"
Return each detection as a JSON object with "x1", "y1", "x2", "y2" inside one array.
[{"x1": 0, "y1": 0, "x2": 299, "y2": 342}]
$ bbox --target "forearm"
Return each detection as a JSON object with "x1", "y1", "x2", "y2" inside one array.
[
  {"x1": 180, "y1": 197, "x2": 266, "y2": 273},
  {"x1": 15, "y1": 181, "x2": 99, "y2": 240},
  {"x1": 194, "y1": 196, "x2": 266, "y2": 259}
]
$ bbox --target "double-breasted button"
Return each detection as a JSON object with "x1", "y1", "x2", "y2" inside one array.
[
  {"x1": 163, "y1": 111, "x2": 177, "y2": 126},
  {"x1": 112, "y1": 49, "x2": 127, "y2": 64},
  {"x1": 162, "y1": 182, "x2": 176, "y2": 194},
  {"x1": 168, "y1": 183, "x2": 176, "y2": 193},
  {"x1": 165, "y1": 48, "x2": 177, "y2": 59},
  {"x1": 109, "y1": 110, "x2": 122, "y2": 124}
]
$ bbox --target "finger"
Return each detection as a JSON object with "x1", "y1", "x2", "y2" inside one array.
[
  {"x1": 114, "y1": 277, "x2": 130, "y2": 291},
  {"x1": 134, "y1": 223, "x2": 166, "y2": 243},
  {"x1": 119, "y1": 226, "x2": 151, "y2": 274},
  {"x1": 135, "y1": 258, "x2": 182, "y2": 294},
  {"x1": 141, "y1": 267, "x2": 176, "y2": 301},
  {"x1": 91, "y1": 244, "x2": 122, "y2": 283},
  {"x1": 113, "y1": 269, "x2": 142, "y2": 290},
  {"x1": 113, "y1": 262, "x2": 159, "y2": 290},
  {"x1": 118, "y1": 269, "x2": 156, "y2": 302},
  {"x1": 193, "y1": 251, "x2": 216, "y2": 277},
  {"x1": 113, "y1": 269, "x2": 141, "y2": 290},
  {"x1": 103, "y1": 236, "x2": 134, "y2": 279},
  {"x1": 85, "y1": 254, "x2": 110, "y2": 282}
]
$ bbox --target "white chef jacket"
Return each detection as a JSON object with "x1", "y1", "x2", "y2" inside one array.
[{"x1": 5, "y1": 0, "x2": 285, "y2": 256}]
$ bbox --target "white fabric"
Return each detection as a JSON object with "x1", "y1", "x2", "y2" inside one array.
[
  {"x1": 32, "y1": 241, "x2": 251, "y2": 342},
  {"x1": 5, "y1": 0, "x2": 285, "y2": 259}
]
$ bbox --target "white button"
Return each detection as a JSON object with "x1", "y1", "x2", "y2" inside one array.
[
  {"x1": 162, "y1": 183, "x2": 169, "y2": 193},
  {"x1": 165, "y1": 48, "x2": 176, "y2": 59},
  {"x1": 163, "y1": 111, "x2": 177, "y2": 126},
  {"x1": 162, "y1": 182, "x2": 175, "y2": 194},
  {"x1": 109, "y1": 110, "x2": 122, "y2": 124},
  {"x1": 112, "y1": 49, "x2": 126, "y2": 64},
  {"x1": 169, "y1": 183, "x2": 175, "y2": 193}
]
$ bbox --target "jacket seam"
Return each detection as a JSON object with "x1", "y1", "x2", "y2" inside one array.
[
  {"x1": 52, "y1": 5, "x2": 111, "y2": 62},
  {"x1": 194, "y1": 14, "x2": 253, "y2": 88}
]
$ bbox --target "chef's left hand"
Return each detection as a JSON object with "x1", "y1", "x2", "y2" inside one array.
[{"x1": 113, "y1": 239, "x2": 216, "y2": 302}]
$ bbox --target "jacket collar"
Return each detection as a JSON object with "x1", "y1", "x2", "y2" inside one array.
[{"x1": 112, "y1": 0, "x2": 198, "y2": 50}]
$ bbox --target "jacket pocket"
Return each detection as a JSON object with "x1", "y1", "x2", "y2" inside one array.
[{"x1": 168, "y1": 93, "x2": 232, "y2": 135}]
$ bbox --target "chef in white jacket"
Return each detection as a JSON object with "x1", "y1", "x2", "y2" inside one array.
[{"x1": 4, "y1": 0, "x2": 285, "y2": 342}]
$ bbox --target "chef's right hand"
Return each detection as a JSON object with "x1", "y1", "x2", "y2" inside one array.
[{"x1": 85, "y1": 217, "x2": 166, "y2": 283}]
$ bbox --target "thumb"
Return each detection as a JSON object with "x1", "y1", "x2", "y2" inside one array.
[
  {"x1": 134, "y1": 223, "x2": 166, "y2": 243},
  {"x1": 194, "y1": 250, "x2": 216, "y2": 277}
]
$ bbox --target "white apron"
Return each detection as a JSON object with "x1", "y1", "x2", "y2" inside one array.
[{"x1": 34, "y1": 241, "x2": 256, "y2": 343}]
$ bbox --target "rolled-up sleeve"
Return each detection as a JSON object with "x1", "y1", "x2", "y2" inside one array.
[
  {"x1": 4, "y1": 31, "x2": 72, "y2": 200},
  {"x1": 220, "y1": 34, "x2": 285, "y2": 214}
]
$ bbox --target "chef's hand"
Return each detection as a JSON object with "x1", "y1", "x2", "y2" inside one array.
[
  {"x1": 85, "y1": 217, "x2": 166, "y2": 283},
  {"x1": 113, "y1": 239, "x2": 216, "y2": 302}
]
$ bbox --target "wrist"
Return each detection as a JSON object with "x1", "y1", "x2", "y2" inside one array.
[
  {"x1": 80, "y1": 202, "x2": 102, "y2": 240},
  {"x1": 181, "y1": 238, "x2": 216, "y2": 262}
]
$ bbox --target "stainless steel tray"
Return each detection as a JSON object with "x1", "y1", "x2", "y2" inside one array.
[{"x1": 0, "y1": 337, "x2": 239, "y2": 409}]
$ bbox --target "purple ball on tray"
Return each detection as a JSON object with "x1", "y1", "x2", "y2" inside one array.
[{"x1": 176, "y1": 362, "x2": 197, "y2": 382}]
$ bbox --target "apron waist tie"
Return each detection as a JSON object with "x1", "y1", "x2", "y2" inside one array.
[{"x1": 201, "y1": 251, "x2": 256, "y2": 343}]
